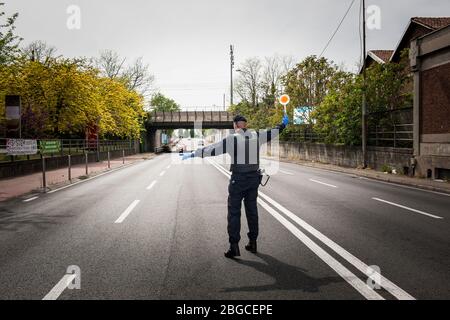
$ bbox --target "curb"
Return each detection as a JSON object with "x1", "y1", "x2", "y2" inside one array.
[{"x1": 278, "y1": 158, "x2": 450, "y2": 196}]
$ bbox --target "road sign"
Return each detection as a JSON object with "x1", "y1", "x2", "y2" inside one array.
[
  {"x1": 279, "y1": 94, "x2": 290, "y2": 114},
  {"x1": 40, "y1": 140, "x2": 61, "y2": 154},
  {"x1": 5, "y1": 95, "x2": 21, "y2": 138},
  {"x1": 279, "y1": 95, "x2": 290, "y2": 106},
  {"x1": 294, "y1": 106, "x2": 313, "y2": 125},
  {"x1": 6, "y1": 139, "x2": 38, "y2": 156}
]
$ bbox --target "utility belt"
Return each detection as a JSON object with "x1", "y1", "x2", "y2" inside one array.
[
  {"x1": 230, "y1": 169, "x2": 270, "y2": 187},
  {"x1": 258, "y1": 169, "x2": 270, "y2": 187}
]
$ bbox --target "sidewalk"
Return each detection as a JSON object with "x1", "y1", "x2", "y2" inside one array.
[
  {"x1": 279, "y1": 158, "x2": 450, "y2": 195},
  {"x1": 0, "y1": 153, "x2": 157, "y2": 202}
]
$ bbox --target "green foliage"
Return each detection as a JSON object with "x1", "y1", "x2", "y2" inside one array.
[
  {"x1": 149, "y1": 93, "x2": 180, "y2": 112},
  {"x1": 312, "y1": 50, "x2": 413, "y2": 146},
  {"x1": 0, "y1": 3, "x2": 22, "y2": 65},
  {"x1": 229, "y1": 100, "x2": 275, "y2": 130},
  {"x1": 0, "y1": 57, "x2": 145, "y2": 138},
  {"x1": 313, "y1": 76, "x2": 362, "y2": 145}
]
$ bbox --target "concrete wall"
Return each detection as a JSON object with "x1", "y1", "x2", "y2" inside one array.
[{"x1": 279, "y1": 142, "x2": 413, "y2": 173}]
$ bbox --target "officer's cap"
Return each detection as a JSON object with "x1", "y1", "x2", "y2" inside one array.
[{"x1": 233, "y1": 115, "x2": 247, "y2": 123}]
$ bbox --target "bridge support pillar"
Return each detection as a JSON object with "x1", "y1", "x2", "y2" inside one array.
[{"x1": 145, "y1": 128, "x2": 163, "y2": 152}]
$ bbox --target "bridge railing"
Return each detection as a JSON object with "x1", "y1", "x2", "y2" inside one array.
[{"x1": 149, "y1": 111, "x2": 234, "y2": 123}]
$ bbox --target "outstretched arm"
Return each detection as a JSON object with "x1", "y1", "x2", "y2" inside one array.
[
  {"x1": 258, "y1": 114, "x2": 289, "y2": 146},
  {"x1": 193, "y1": 138, "x2": 227, "y2": 158}
]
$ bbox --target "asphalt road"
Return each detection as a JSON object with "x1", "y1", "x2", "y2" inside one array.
[{"x1": 0, "y1": 153, "x2": 448, "y2": 300}]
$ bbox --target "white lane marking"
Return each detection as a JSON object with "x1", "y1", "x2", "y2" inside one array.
[
  {"x1": 367, "y1": 179, "x2": 450, "y2": 197},
  {"x1": 258, "y1": 193, "x2": 416, "y2": 300},
  {"x1": 114, "y1": 200, "x2": 140, "y2": 224},
  {"x1": 372, "y1": 198, "x2": 443, "y2": 220},
  {"x1": 23, "y1": 196, "x2": 38, "y2": 202},
  {"x1": 166, "y1": 165, "x2": 171, "y2": 169},
  {"x1": 278, "y1": 169, "x2": 294, "y2": 175},
  {"x1": 42, "y1": 274, "x2": 76, "y2": 300},
  {"x1": 258, "y1": 198, "x2": 383, "y2": 300},
  {"x1": 160, "y1": 171, "x2": 166, "y2": 177},
  {"x1": 146, "y1": 180, "x2": 157, "y2": 190},
  {"x1": 280, "y1": 160, "x2": 450, "y2": 197},
  {"x1": 309, "y1": 178, "x2": 338, "y2": 188},
  {"x1": 208, "y1": 158, "x2": 415, "y2": 300}
]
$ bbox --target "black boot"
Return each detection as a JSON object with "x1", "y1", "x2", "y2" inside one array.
[
  {"x1": 224, "y1": 243, "x2": 240, "y2": 259},
  {"x1": 245, "y1": 241, "x2": 257, "y2": 254}
]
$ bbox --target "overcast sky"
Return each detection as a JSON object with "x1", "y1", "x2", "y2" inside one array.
[{"x1": 7, "y1": 0, "x2": 450, "y2": 108}]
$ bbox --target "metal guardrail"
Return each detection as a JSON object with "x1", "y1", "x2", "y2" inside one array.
[
  {"x1": 368, "y1": 124, "x2": 413, "y2": 148},
  {"x1": 0, "y1": 138, "x2": 138, "y2": 163}
]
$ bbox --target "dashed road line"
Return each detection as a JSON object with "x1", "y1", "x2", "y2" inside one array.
[
  {"x1": 309, "y1": 178, "x2": 337, "y2": 188},
  {"x1": 146, "y1": 180, "x2": 157, "y2": 190},
  {"x1": 372, "y1": 198, "x2": 443, "y2": 220},
  {"x1": 115, "y1": 200, "x2": 140, "y2": 224},
  {"x1": 278, "y1": 169, "x2": 294, "y2": 175}
]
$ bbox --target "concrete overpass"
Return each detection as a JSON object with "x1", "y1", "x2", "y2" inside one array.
[{"x1": 144, "y1": 111, "x2": 234, "y2": 152}]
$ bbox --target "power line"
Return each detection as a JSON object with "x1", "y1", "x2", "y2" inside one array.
[{"x1": 318, "y1": 0, "x2": 357, "y2": 58}]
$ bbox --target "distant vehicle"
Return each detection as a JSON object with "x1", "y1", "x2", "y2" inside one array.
[
  {"x1": 197, "y1": 140, "x2": 204, "y2": 147},
  {"x1": 177, "y1": 143, "x2": 186, "y2": 153}
]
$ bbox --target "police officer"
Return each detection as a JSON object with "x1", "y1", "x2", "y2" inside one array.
[{"x1": 182, "y1": 114, "x2": 289, "y2": 258}]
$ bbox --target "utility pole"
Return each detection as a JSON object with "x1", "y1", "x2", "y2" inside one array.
[
  {"x1": 361, "y1": 0, "x2": 368, "y2": 169},
  {"x1": 230, "y1": 45, "x2": 234, "y2": 106}
]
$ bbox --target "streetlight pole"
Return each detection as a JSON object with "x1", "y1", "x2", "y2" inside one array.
[
  {"x1": 230, "y1": 45, "x2": 234, "y2": 106},
  {"x1": 362, "y1": 0, "x2": 368, "y2": 169}
]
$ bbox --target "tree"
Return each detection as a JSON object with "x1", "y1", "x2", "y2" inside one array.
[
  {"x1": 235, "y1": 57, "x2": 263, "y2": 108},
  {"x1": 312, "y1": 50, "x2": 413, "y2": 146},
  {"x1": 96, "y1": 50, "x2": 126, "y2": 79},
  {"x1": 149, "y1": 93, "x2": 180, "y2": 112},
  {"x1": 261, "y1": 55, "x2": 295, "y2": 103},
  {"x1": 22, "y1": 40, "x2": 58, "y2": 65},
  {"x1": 313, "y1": 75, "x2": 362, "y2": 145},
  {"x1": 283, "y1": 55, "x2": 346, "y2": 111},
  {"x1": 96, "y1": 50, "x2": 154, "y2": 97},
  {"x1": 123, "y1": 57, "x2": 154, "y2": 97},
  {"x1": 0, "y1": 3, "x2": 22, "y2": 64},
  {"x1": 0, "y1": 57, "x2": 145, "y2": 139}
]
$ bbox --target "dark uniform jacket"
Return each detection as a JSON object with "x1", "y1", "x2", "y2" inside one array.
[{"x1": 194, "y1": 124, "x2": 286, "y2": 174}]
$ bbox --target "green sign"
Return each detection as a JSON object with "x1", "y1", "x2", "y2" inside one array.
[{"x1": 40, "y1": 140, "x2": 61, "y2": 154}]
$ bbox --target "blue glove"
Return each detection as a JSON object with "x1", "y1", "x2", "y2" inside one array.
[
  {"x1": 180, "y1": 152, "x2": 194, "y2": 160},
  {"x1": 282, "y1": 114, "x2": 289, "y2": 127}
]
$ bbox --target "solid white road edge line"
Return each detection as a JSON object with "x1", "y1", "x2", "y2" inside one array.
[
  {"x1": 115, "y1": 200, "x2": 140, "y2": 224},
  {"x1": 47, "y1": 161, "x2": 138, "y2": 194},
  {"x1": 160, "y1": 171, "x2": 166, "y2": 177},
  {"x1": 42, "y1": 274, "x2": 76, "y2": 300},
  {"x1": 207, "y1": 158, "x2": 415, "y2": 300},
  {"x1": 372, "y1": 198, "x2": 443, "y2": 220},
  {"x1": 258, "y1": 198, "x2": 383, "y2": 300},
  {"x1": 23, "y1": 196, "x2": 38, "y2": 202},
  {"x1": 146, "y1": 181, "x2": 157, "y2": 190},
  {"x1": 278, "y1": 169, "x2": 294, "y2": 175},
  {"x1": 309, "y1": 179, "x2": 338, "y2": 188}
]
